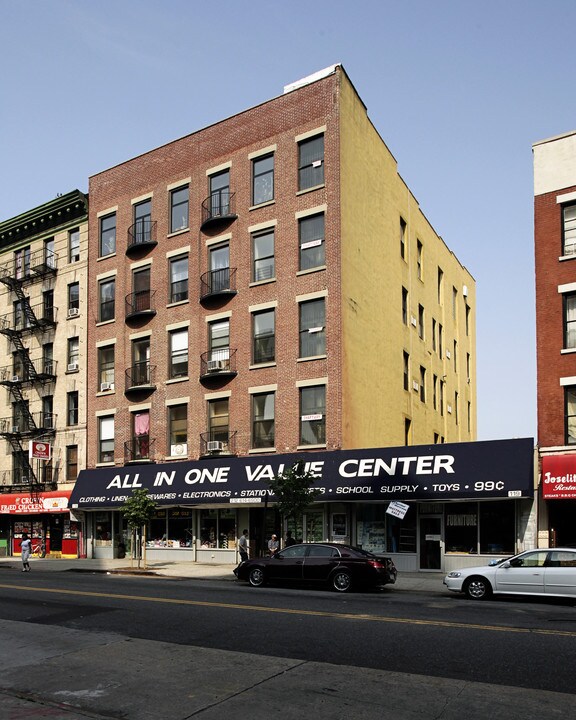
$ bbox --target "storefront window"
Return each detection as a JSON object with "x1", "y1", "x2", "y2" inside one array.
[
  {"x1": 479, "y1": 501, "x2": 515, "y2": 554},
  {"x1": 445, "y1": 501, "x2": 515, "y2": 555},
  {"x1": 95, "y1": 512, "x2": 112, "y2": 546},
  {"x1": 356, "y1": 504, "x2": 417, "y2": 554},
  {"x1": 445, "y1": 502, "x2": 477, "y2": 553},
  {"x1": 199, "y1": 509, "x2": 236, "y2": 549}
]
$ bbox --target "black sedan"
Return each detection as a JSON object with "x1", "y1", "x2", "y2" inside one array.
[{"x1": 234, "y1": 543, "x2": 397, "y2": 592}]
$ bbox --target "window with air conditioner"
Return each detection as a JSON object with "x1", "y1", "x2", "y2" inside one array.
[{"x1": 169, "y1": 404, "x2": 187, "y2": 457}]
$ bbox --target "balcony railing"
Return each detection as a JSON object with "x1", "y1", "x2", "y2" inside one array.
[
  {"x1": 200, "y1": 349, "x2": 237, "y2": 380},
  {"x1": 127, "y1": 219, "x2": 158, "y2": 255},
  {"x1": 201, "y1": 191, "x2": 237, "y2": 231},
  {"x1": 0, "y1": 412, "x2": 56, "y2": 436},
  {"x1": 199, "y1": 430, "x2": 238, "y2": 457},
  {"x1": 0, "y1": 358, "x2": 57, "y2": 385},
  {"x1": 125, "y1": 362, "x2": 156, "y2": 393},
  {"x1": 200, "y1": 267, "x2": 237, "y2": 301},
  {"x1": 124, "y1": 436, "x2": 156, "y2": 464},
  {"x1": 0, "y1": 302, "x2": 56, "y2": 335},
  {"x1": 125, "y1": 289, "x2": 156, "y2": 320},
  {"x1": 0, "y1": 247, "x2": 58, "y2": 288}
]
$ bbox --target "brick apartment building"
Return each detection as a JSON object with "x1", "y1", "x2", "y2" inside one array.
[
  {"x1": 70, "y1": 63, "x2": 538, "y2": 574},
  {"x1": 0, "y1": 191, "x2": 88, "y2": 558},
  {"x1": 534, "y1": 131, "x2": 576, "y2": 547}
]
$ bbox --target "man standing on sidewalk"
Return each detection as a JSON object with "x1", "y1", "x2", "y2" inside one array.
[{"x1": 237, "y1": 529, "x2": 249, "y2": 564}]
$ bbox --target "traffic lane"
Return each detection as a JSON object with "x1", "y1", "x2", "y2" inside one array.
[
  {"x1": 1, "y1": 570, "x2": 576, "y2": 634},
  {"x1": 0, "y1": 578, "x2": 576, "y2": 694}
]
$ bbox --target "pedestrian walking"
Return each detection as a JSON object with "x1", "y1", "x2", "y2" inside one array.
[
  {"x1": 237, "y1": 529, "x2": 249, "y2": 563},
  {"x1": 21, "y1": 533, "x2": 32, "y2": 572}
]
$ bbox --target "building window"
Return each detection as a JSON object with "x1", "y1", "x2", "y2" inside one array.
[
  {"x1": 99, "y1": 213, "x2": 116, "y2": 257},
  {"x1": 209, "y1": 319, "x2": 230, "y2": 362},
  {"x1": 66, "y1": 445, "x2": 78, "y2": 483},
  {"x1": 44, "y1": 237, "x2": 56, "y2": 269},
  {"x1": 300, "y1": 385, "x2": 326, "y2": 446},
  {"x1": 134, "y1": 199, "x2": 152, "y2": 244},
  {"x1": 209, "y1": 170, "x2": 230, "y2": 216},
  {"x1": 467, "y1": 401, "x2": 471, "y2": 433},
  {"x1": 465, "y1": 305, "x2": 471, "y2": 336},
  {"x1": 131, "y1": 411, "x2": 150, "y2": 461},
  {"x1": 400, "y1": 217, "x2": 407, "y2": 260},
  {"x1": 131, "y1": 266, "x2": 151, "y2": 313},
  {"x1": 563, "y1": 204, "x2": 576, "y2": 256},
  {"x1": 454, "y1": 391, "x2": 459, "y2": 425},
  {"x1": 298, "y1": 134, "x2": 324, "y2": 190},
  {"x1": 252, "y1": 154, "x2": 274, "y2": 205},
  {"x1": 169, "y1": 329, "x2": 188, "y2": 378},
  {"x1": 68, "y1": 282, "x2": 80, "y2": 313},
  {"x1": 169, "y1": 405, "x2": 188, "y2": 456},
  {"x1": 170, "y1": 186, "x2": 189, "y2": 233},
  {"x1": 440, "y1": 379, "x2": 444, "y2": 416},
  {"x1": 453, "y1": 340, "x2": 458, "y2": 372},
  {"x1": 417, "y1": 239, "x2": 423, "y2": 279},
  {"x1": 466, "y1": 353, "x2": 471, "y2": 381},
  {"x1": 432, "y1": 318, "x2": 437, "y2": 352},
  {"x1": 252, "y1": 228, "x2": 275, "y2": 282},
  {"x1": 420, "y1": 367, "x2": 426, "y2": 402},
  {"x1": 98, "y1": 345, "x2": 115, "y2": 390},
  {"x1": 252, "y1": 392, "x2": 275, "y2": 448},
  {"x1": 402, "y1": 287, "x2": 408, "y2": 325},
  {"x1": 131, "y1": 337, "x2": 151, "y2": 386},
  {"x1": 418, "y1": 304, "x2": 425, "y2": 339},
  {"x1": 208, "y1": 398, "x2": 229, "y2": 445},
  {"x1": 43, "y1": 343, "x2": 53, "y2": 375},
  {"x1": 299, "y1": 213, "x2": 325, "y2": 271},
  {"x1": 99, "y1": 278, "x2": 115, "y2": 322},
  {"x1": 564, "y1": 294, "x2": 576, "y2": 349},
  {"x1": 299, "y1": 298, "x2": 326, "y2": 358},
  {"x1": 169, "y1": 255, "x2": 188, "y2": 303},
  {"x1": 403, "y1": 351, "x2": 409, "y2": 391},
  {"x1": 433, "y1": 374, "x2": 438, "y2": 410},
  {"x1": 67, "y1": 337, "x2": 79, "y2": 370},
  {"x1": 253, "y1": 309, "x2": 275, "y2": 364},
  {"x1": 42, "y1": 395, "x2": 54, "y2": 430},
  {"x1": 404, "y1": 418, "x2": 411, "y2": 446},
  {"x1": 99, "y1": 416, "x2": 115, "y2": 463},
  {"x1": 566, "y1": 387, "x2": 576, "y2": 444},
  {"x1": 67, "y1": 391, "x2": 79, "y2": 426},
  {"x1": 209, "y1": 244, "x2": 230, "y2": 294},
  {"x1": 437, "y1": 267, "x2": 444, "y2": 304},
  {"x1": 14, "y1": 246, "x2": 31, "y2": 280},
  {"x1": 69, "y1": 228, "x2": 80, "y2": 263},
  {"x1": 452, "y1": 286, "x2": 458, "y2": 320},
  {"x1": 438, "y1": 323, "x2": 443, "y2": 359}
]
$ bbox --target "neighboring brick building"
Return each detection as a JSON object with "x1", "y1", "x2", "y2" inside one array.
[
  {"x1": 72, "y1": 65, "x2": 490, "y2": 571},
  {"x1": 0, "y1": 191, "x2": 88, "y2": 558},
  {"x1": 534, "y1": 131, "x2": 576, "y2": 547}
]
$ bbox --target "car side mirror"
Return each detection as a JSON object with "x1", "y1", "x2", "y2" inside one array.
[{"x1": 501, "y1": 561, "x2": 512, "y2": 568}]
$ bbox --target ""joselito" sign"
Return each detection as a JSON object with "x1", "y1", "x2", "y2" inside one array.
[{"x1": 542, "y1": 455, "x2": 576, "y2": 499}]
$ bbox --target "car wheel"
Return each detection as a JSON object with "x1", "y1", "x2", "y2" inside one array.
[
  {"x1": 464, "y1": 576, "x2": 492, "y2": 600},
  {"x1": 332, "y1": 570, "x2": 352, "y2": 592},
  {"x1": 248, "y1": 567, "x2": 265, "y2": 587}
]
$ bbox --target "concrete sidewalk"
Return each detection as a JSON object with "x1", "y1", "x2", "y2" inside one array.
[{"x1": 0, "y1": 554, "x2": 446, "y2": 591}]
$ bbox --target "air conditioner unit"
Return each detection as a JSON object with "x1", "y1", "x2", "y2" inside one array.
[
  {"x1": 207, "y1": 359, "x2": 225, "y2": 372},
  {"x1": 171, "y1": 443, "x2": 188, "y2": 457},
  {"x1": 11, "y1": 375, "x2": 20, "y2": 382},
  {"x1": 100, "y1": 382, "x2": 111, "y2": 392},
  {"x1": 11, "y1": 426, "x2": 19, "y2": 433},
  {"x1": 21, "y1": 475, "x2": 29, "y2": 484},
  {"x1": 67, "y1": 362, "x2": 79, "y2": 372},
  {"x1": 207, "y1": 440, "x2": 224, "y2": 453},
  {"x1": 67, "y1": 307, "x2": 79, "y2": 318}
]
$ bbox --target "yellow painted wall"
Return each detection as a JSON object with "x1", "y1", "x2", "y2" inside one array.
[{"x1": 337, "y1": 69, "x2": 476, "y2": 448}]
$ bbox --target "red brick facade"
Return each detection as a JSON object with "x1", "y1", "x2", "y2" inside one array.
[{"x1": 87, "y1": 73, "x2": 343, "y2": 467}]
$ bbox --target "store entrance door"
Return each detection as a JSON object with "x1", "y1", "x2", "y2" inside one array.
[{"x1": 419, "y1": 516, "x2": 443, "y2": 571}]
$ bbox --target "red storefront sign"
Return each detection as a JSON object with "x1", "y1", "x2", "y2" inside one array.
[
  {"x1": 542, "y1": 455, "x2": 576, "y2": 499},
  {"x1": 0, "y1": 490, "x2": 71, "y2": 514},
  {"x1": 29, "y1": 440, "x2": 52, "y2": 460}
]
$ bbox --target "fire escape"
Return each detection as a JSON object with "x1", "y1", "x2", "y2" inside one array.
[{"x1": 0, "y1": 247, "x2": 57, "y2": 493}]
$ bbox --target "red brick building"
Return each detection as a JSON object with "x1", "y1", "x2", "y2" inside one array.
[{"x1": 534, "y1": 131, "x2": 576, "y2": 546}]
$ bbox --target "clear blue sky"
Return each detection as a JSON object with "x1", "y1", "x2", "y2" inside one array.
[{"x1": 1, "y1": 0, "x2": 573, "y2": 442}]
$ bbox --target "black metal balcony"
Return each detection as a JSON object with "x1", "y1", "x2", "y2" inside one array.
[
  {"x1": 200, "y1": 349, "x2": 238, "y2": 381},
  {"x1": 127, "y1": 219, "x2": 158, "y2": 256},
  {"x1": 0, "y1": 358, "x2": 57, "y2": 386},
  {"x1": 125, "y1": 289, "x2": 156, "y2": 320},
  {"x1": 0, "y1": 412, "x2": 56, "y2": 437},
  {"x1": 125, "y1": 362, "x2": 156, "y2": 395},
  {"x1": 0, "y1": 302, "x2": 57, "y2": 336},
  {"x1": 124, "y1": 436, "x2": 156, "y2": 464},
  {"x1": 201, "y1": 191, "x2": 237, "y2": 231},
  {"x1": 199, "y1": 430, "x2": 238, "y2": 457},
  {"x1": 200, "y1": 267, "x2": 237, "y2": 302}
]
